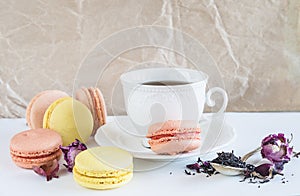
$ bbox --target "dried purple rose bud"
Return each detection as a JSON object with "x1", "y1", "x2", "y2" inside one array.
[
  {"x1": 261, "y1": 133, "x2": 293, "y2": 171},
  {"x1": 60, "y1": 139, "x2": 87, "y2": 172},
  {"x1": 33, "y1": 159, "x2": 59, "y2": 181}
]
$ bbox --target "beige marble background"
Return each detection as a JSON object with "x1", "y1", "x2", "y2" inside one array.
[{"x1": 0, "y1": 0, "x2": 300, "y2": 118}]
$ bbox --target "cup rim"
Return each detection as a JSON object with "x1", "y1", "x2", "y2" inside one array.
[{"x1": 120, "y1": 67, "x2": 208, "y2": 88}]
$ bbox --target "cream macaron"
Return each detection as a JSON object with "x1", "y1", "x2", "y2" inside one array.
[
  {"x1": 73, "y1": 146, "x2": 133, "y2": 189},
  {"x1": 43, "y1": 97, "x2": 93, "y2": 145}
]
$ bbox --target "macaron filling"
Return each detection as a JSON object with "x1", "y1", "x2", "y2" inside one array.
[
  {"x1": 10, "y1": 150, "x2": 62, "y2": 165},
  {"x1": 11, "y1": 149, "x2": 61, "y2": 159},
  {"x1": 73, "y1": 167, "x2": 132, "y2": 185},
  {"x1": 148, "y1": 132, "x2": 201, "y2": 141}
]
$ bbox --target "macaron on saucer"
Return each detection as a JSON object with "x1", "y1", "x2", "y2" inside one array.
[
  {"x1": 73, "y1": 146, "x2": 133, "y2": 189},
  {"x1": 146, "y1": 120, "x2": 201, "y2": 155},
  {"x1": 9, "y1": 128, "x2": 63, "y2": 169},
  {"x1": 94, "y1": 116, "x2": 236, "y2": 161}
]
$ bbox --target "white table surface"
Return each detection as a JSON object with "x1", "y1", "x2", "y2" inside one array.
[{"x1": 1, "y1": 112, "x2": 300, "y2": 196}]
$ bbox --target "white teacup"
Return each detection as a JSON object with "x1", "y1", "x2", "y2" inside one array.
[{"x1": 120, "y1": 68, "x2": 228, "y2": 136}]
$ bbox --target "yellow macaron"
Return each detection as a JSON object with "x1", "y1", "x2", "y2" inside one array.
[
  {"x1": 43, "y1": 97, "x2": 93, "y2": 145},
  {"x1": 73, "y1": 146, "x2": 133, "y2": 190}
]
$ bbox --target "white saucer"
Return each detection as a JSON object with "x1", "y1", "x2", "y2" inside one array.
[{"x1": 94, "y1": 116, "x2": 236, "y2": 161}]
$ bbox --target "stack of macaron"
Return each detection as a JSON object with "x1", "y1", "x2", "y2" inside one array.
[
  {"x1": 9, "y1": 129, "x2": 134, "y2": 189},
  {"x1": 146, "y1": 120, "x2": 201, "y2": 155},
  {"x1": 24, "y1": 87, "x2": 107, "y2": 145},
  {"x1": 9, "y1": 88, "x2": 134, "y2": 189}
]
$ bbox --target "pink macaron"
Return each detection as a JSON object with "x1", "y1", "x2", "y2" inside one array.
[
  {"x1": 146, "y1": 120, "x2": 201, "y2": 155},
  {"x1": 26, "y1": 90, "x2": 69, "y2": 129},
  {"x1": 10, "y1": 128, "x2": 63, "y2": 169},
  {"x1": 75, "y1": 87, "x2": 107, "y2": 135}
]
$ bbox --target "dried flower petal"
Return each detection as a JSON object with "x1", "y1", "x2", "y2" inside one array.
[
  {"x1": 246, "y1": 163, "x2": 283, "y2": 180},
  {"x1": 60, "y1": 139, "x2": 87, "y2": 172},
  {"x1": 33, "y1": 159, "x2": 59, "y2": 181},
  {"x1": 186, "y1": 163, "x2": 200, "y2": 170},
  {"x1": 254, "y1": 163, "x2": 274, "y2": 178},
  {"x1": 261, "y1": 133, "x2": 293, "y2": 171},
  {"x1": 186, "y1": 158, "x2": 216, "y2": 176}
]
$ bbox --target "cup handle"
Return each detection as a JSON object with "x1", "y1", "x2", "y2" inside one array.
[{"x1": 206, "y1": 87, "x2": 228, "y2": 114}]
